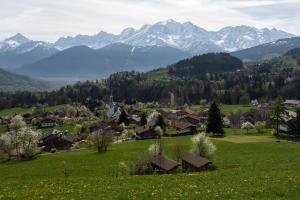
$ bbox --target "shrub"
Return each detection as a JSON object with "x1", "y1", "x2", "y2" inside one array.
[
  {"x1": 242, "y1": 122, "x2": 255, "y2": 134},
  {"x1": 255, "y1": 121, "x2": 265, "y2": 133},
  {"x1": 191, "y1": 133, "x2": 216, "y2": 160}
]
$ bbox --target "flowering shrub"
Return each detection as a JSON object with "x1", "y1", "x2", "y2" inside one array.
[
  {"x1": 191, "y1": 133, "x2": 216, "y2": 160},
  {"x1": 0, "y1": 127, "x2": 41, "y2": 160}
]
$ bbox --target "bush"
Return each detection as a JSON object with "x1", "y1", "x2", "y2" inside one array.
[
  {"x1": 255, "y1": 121, "x2": 265, "y2": 133},
  {"x1": 191, "y1": 133, "x2": 216, "y2": 160}
]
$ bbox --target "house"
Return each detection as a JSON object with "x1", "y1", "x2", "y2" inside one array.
[
  {"x1": 90, "y1": 122, "x2": 111, "y2": 135},
  {"x1": 38, "y1": 117, "x2": 62, "y2": 128},
  {"x1": 175, "y1": 122, "x2": 197, "y2": 135},
  {"x1": 128, "y1": 114, "x2": 141, "y2": 124},
  {"x1": 150, "y1": 155, "x2": 180, "y2": 174},
  {"x1": 176, "y1": 109, "x2": 194, "y2": 118},
  {"x1": 135, "y1": 125, "x2": 156, "y2": 139},
  {"x1": 284, "y1": 99, "x2": 300, "y2": 106},
  {"x1": 183, "y1": 114, "x2": 207, "y2": 126},
  {"x1": 39, "y1": 130, "x2": 75, "y2": 151},
  {"x1": 182, "y1": 153, "x2": 212, "y2": 173}
]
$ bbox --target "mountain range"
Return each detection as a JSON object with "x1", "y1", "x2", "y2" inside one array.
[
  {"x1": 17, "y1": 43, "x2": 191, "y2": 79},
  {"x1": 54, "y1": 19, "x2": 295, "y2": 54},
  {"x1": 0, "y1": 19, "x2": 298, "y2": 80}
]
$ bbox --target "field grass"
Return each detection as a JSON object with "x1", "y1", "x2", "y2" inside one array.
[
  {"x1": 1, "y1": 134, "x2": 300, "y2": 199},
  {"x1": 0, "y1": 104, "x2": 68, "y2": 117}
]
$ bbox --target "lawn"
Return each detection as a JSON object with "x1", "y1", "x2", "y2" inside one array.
[
  {"x1": 1, "y1": 135, "x2": 300, "y2": 199},
  {"x1": 0, "y1": 104, "x2": 69, "y2": 117}
]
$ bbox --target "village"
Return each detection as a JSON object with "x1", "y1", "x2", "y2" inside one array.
[{"x1": 1, "y1": 93, "x2": 300, "y2": 176}]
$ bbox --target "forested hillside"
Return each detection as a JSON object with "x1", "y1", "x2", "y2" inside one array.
[
  {"x1": 0, "y1": 68, "x2": 50, "y2": 92},
  {"x1": 1, "y1": 49, "x2": 300, "y2": 109}
]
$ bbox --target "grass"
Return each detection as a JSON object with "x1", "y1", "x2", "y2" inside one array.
[
  {"x1": 1, "y1": 134, "x2": 300, "y2": 199},
  {"x1": 0, "y1": 104, "x2": 68, "y2": 117}
]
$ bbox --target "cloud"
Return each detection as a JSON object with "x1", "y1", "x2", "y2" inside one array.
[{"x1": 0, "y1": 0, "x2": 299, "y2": 42}]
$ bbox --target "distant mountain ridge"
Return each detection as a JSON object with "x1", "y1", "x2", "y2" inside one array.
[
  {"x1": 231, "y1": 36, "x2": 300, "y2": 61},
  {"x1": 17, "y1": 43, "x2": 191, "y2": 79},
  {"x1": 54, "y1": 19, "x2": 295, "y2": 54},
  {"x1": 0, "y1": 34, "x2": 59, "y2": 69}
]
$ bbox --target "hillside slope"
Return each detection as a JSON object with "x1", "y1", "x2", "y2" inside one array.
[
  {"x1": 231, "y1": 37, "x2": 300, "y2": 61},
  {"x1": 0, "y1": 68, "x2": 50, "y2": 91}
]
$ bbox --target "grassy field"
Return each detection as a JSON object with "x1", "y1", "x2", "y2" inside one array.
[
  {"x1": 0, "y1": 104, "x2": 69, "y2": 117},
  {"x1": 1, "y1": 134, "x2": 300, "y2": 199}
]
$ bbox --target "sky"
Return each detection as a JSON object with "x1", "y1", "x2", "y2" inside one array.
[{"x1": 0, "y1": 0, "x2": 299, "y2": 42}]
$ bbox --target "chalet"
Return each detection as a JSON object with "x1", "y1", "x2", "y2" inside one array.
[
  {"x1": 90, "y1": 122, "x2": 111, "y2": 134},
  {"x1": 38, "y1": 117, "x2": 62, "y2": 128},
  {"x1": 128, "y1": 114, "x2": 140, "y2": 124},
  {"x1": 183, "y1": 114, "x2": 207, "y2": 125},
  {"x1": 135, "y1": 125, "x2": 156, "y2": 139},
  {"x1": 176, "y1": 109, "x2": 194, "y2": 118},
  {"x1": 39, "y1": 130, "x2": 75, "y2": 151},
  {"x1": 242, "y1": 108, "x2": 269, "y2": 124},
  {"x1": 284, "y1": 99, "x2": 300, "y2": 106},
  {"x1": 128, "y1": 107, "x2": 142, "y2": 115},
  {"x1": 53, "y1": 108, "x2": 67, "y2": 118},
  {"x1": 175, "y1": 122, "x2": 197, "y2": 135},
  {"x1": 150, "y1": 155, "x2": 180, "y2": 174},
  {"x1": 182, "y1": 153, "x2": 212, "y2": 173}
]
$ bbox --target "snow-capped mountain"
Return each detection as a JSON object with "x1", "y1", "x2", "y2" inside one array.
[
  {"x1": 53, "y1": 19, "x2": 296, "y2": 54},
  {"x1": 0, "y1": 34, "x2": 59, "y2": 69}
]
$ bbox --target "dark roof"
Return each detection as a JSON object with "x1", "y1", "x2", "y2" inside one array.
[
  {"x1": 135, "y1": 125, "x2": 152, "y2": 134},
  {"x1": 151, "y1": 155, "x2": 180, "y2": 171},
  {"x1": 175, "y1": 121, "x2": 196, "y2": 129},
  {"x1": 40, "y1": 129, "x2": 74, "y2": 143},
  {"x1": 185, "y1": 114, "x2": 202, "y2": 121},
  {"x1": 182, "y1": 153, "x2": 211, "y2": 168}
]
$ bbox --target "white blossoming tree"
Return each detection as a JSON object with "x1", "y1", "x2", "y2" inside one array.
[
  {"x1": 0, "y1": 127, "x2": 41, "y2": 160},
  {"x1": 191, "y1": 132, "x2": 216, "y2": 160}
]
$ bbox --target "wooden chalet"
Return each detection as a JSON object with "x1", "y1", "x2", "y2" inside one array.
[
  {"x1": 182, "y1": 153, "x2": 212, "y2": 173},
  {"x1": 39, "y1": 130, "x2": 75, "y2": 151},
  {"x1": 150, "y1": 155, "x2": 180, "y2": 174},
  {"x1": 183, "y1": 114, "x2": 208, "y2": 125},
  {"x1": 135, "y1": 125, "x2": 156, "y2": 139},
  {"x1": 176, "y1": 109, "x2": 194, "y2": 118},
  {"x1": 38, "y1": 117, "x2": 62, "y2": 128},
  {"x1": 175, "y1": 121, "x2": 197, "y2": 135}
]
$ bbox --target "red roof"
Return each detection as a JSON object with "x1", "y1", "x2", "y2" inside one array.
[{"x1": 175, "y1": 121, "x2": 196, "y2": 129}]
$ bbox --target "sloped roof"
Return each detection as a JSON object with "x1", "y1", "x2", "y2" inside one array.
[
  {"x1": 135, "y1": 125, "x2": 152, "y2": 134},
  {"x1": 151, "y1": 155, "x2": 180, "y2": 171},
  {"x1": 182, "y1": 153, "x2": 211, "y2": 168},
  {"x1": 175, "y1": 121, "x2": 196, "y2": 129}
]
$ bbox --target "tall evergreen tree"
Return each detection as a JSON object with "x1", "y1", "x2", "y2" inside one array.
[
  {"x1": 295, "y1": 108, "x2": 300, "y2": 134},
  {"x1": 118, "y1": 109, "x2": 129, "y2": 126},
  {"x1": 156, "y1": 114, "x2": 166, "y2": 131},
  {"x1": 269, "y1": 97, "x2": 286, "y2": 135},
  {"x1": 206, "y1": 101, "x2": 224, "y2": 136},
  {"x1": 140, "y1": 112, "x2": 147, "y2": 126}
]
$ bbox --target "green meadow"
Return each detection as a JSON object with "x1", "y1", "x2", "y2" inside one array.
[{"x1": 1, "y1": 134, "x2": 300, "y2": 199}]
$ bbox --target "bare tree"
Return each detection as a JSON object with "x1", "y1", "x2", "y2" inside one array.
[
  {"x1": 171, "y1": 143, "x2": 184, "y2": 162},
  {"x1": 89, "y1": 129, "x2": 113, "y2": 152}
]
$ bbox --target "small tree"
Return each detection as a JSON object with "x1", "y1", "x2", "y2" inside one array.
[
  {"x1": 148, "y1": 141, "x2": 163, "y2": 157},
  {"x1": 147, "y1": 111, "x2": 159, "y2": 127},
  {"x1": 191, "y1": 133, "x2": 216, "y2": 160},
  {"x1": 171, "y1": 143, "x2": 184, "y2": 162},
  {"x1": 89, "y1": 129, "x2": 113, "y2": 152},
  {"x1": 269, "y1": 97, "x2": 286, "y2": 136},
  {"x1": 0, "y1": 127, "x2": 41, "y2": 160},
  {"x1": 9, "y1": 115, "x2": 26, "y2": 131},
  {"x1": 206, "y1": 102, "x2": 224, "y2": 136},
  {"x1": 154, "y1": 126, "x2": 163, "y2": 138},
  {"x1": 140, "y1": 112, "x2": 147, "y2": 126},
  {"x1": 118, "y1": 109, "x2": 129, "y2": 126},
  {"x1": 242, "y1": 121, "x2": 255, "y2": 134},
  {"x1": 255, "y1": 121, "x2": 265, "y2": 133}
]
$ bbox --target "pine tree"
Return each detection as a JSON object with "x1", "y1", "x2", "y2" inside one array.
[
  {"x1": 206, "y1": 101, "x2": 224, "y2": 136},
  {"x1": 269, "y1": 97, "x2": 286, "y2": 135},
  {"x1": 156, "y1": 114, "x2": 166, "y2": 131},
  {"x1": 118, "y1": 109, "x2": 129, "y2": 126},
  {"x1": 295, "y1": 108, "x2": 300, "y2": 134},
  {"x1": 140, "y1": 112, "x2": 147, "y2": 126}
]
